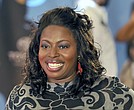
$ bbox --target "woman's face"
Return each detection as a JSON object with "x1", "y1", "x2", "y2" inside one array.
[{"x1": 38, "y1": 25, "x2": 77, "y2": 83}]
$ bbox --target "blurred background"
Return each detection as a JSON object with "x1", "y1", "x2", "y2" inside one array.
[{"x1": 0, "y1": 0, "x2": 134, "y2": 107}]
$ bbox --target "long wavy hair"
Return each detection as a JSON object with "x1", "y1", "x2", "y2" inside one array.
[{"x1": 23, "y1": 7, "x2": 105, "y2": 97}]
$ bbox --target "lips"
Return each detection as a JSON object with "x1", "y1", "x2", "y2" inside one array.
[{"x1": 46, "y1": 61, "x2": 64, "y2": 72}]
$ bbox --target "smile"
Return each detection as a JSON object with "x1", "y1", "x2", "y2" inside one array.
[
  {"x1": 46, "y1": 62, "x2": 64, "y2": 72},
  {"x1": 48, "y1": 63, "x2": 63, "y2": 69}
]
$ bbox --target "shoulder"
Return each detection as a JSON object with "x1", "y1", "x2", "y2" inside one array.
[
  {"x1": 7, "y1": 83, "x2": 31, "y2": 98},
  {"x1": 110, "y1": 76, "x2": 134, "y2": 109},
  {"x1": 93, "y1": 75, "x2": 134, "y2": 93},
  {"x1": 5, "y1": 83, "x2": 31, "y2": 109},
  {"x1": 82, "y1": 75, "x2": 134, "y2": 109},
  {"x1": 93, "y1": 75, "x2": 134, "y2": 109}
]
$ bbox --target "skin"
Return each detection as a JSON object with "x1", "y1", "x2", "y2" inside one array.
[
  {"x1": 129, "y1": 47, "x2": 134, "y2": 61},
  {"x1": 38, "y1": 25, "x2": 78, "y2": 83},
  {"x1": 95, "y1": 0, "x2": 107, "y2": 6},
  {"x1": 15, "y1": 0, "x2": 26, "y2": 4}
]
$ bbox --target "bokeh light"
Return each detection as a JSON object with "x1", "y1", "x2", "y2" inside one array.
[{"x1": 26, "y1": 0, "x2": 47, "y2": 7}]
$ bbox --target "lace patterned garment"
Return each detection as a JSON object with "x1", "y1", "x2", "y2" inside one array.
[{"x1": 6, "y1": 75, "x2": 134, "y2": 110}]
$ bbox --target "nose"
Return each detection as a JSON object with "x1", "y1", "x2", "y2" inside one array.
[{"x1": 49, "y1": 47, "x2": 60, "y2": 58}]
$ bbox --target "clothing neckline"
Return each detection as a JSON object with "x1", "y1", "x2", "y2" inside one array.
[{"x1": 46, "y1": 80, "x2": 75, "y2": 94}]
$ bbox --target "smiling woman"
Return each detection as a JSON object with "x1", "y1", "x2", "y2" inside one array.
[{"x1": 5, "y1": 7, "x2": 134, "y2": 110}]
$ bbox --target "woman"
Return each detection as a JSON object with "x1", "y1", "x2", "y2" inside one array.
[
  {"x1": 119, "y1": 39, "x2": 134, "y2": 90},
  {"x1": 116, "y1": 2, "x2": 134, "y2": 90},
  {"x1": 6, "y1": 7, "x2": 134, "y2": 110}
]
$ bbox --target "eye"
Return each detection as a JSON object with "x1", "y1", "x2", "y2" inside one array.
[
  {"x1": 41, "y1": 43, "x2": 50, "y2": 49},
  {"x1": 58, "y1": 44, "x2": 70, "y2": 49}
]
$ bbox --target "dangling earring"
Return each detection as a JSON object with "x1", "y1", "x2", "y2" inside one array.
[{"x1": 77, "y1": 56, "x2": 83, "y2": 75}]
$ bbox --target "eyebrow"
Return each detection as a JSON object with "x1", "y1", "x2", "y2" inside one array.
[{"x1": 41, "y1": 39, "x2": 70, "y2": 44}]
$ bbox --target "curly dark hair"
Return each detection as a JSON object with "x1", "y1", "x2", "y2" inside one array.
[{"x1": 23, "y1": 7, "x2": 105, "y2": 97}]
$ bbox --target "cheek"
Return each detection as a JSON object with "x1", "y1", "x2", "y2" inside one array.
[
  {"x1": 64, "y1": 50, "x2": 77, "y2": 64},
  {"x1": 66, "y1": 54, "x2": 76, "y2": 61}
]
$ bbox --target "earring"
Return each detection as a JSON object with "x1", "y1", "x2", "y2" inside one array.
[{"x1": 77, "y1": 56, "x2": 83, "y2": 75}]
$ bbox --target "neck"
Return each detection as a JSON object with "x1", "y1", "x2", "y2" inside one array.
[{"x1": 48, "y1": 73, "x2": 77, "y2": 84}]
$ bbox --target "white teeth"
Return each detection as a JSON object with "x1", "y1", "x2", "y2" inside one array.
[{"x1": 48, "y1": 63, "x2": 63, "y2": 69}]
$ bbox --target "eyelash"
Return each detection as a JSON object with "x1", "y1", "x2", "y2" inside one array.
[
  {"x1": 41, "y1": 44, "x2": 50, "y2": 49},
  {"x1": 58, "y1": 45, "x2": 70, "y2": 49},
  {"x1": 41, "y1": 44, "x2": 70, "y2": 49}
]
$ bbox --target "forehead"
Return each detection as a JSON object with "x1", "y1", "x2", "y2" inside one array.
[{"x1": 40, "y1": 25, "x2": 76, "y2": 41}]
